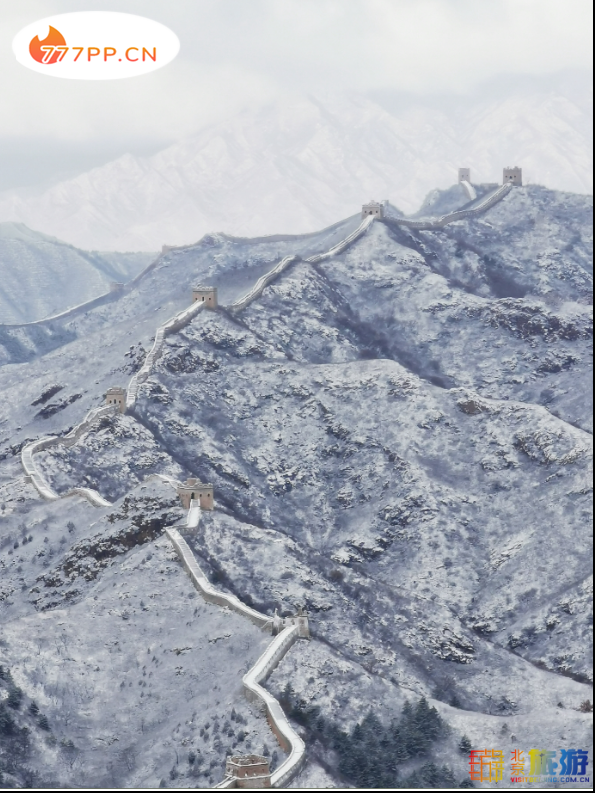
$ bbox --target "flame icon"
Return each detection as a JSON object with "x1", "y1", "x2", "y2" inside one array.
[{"x1": 29, "y1": 26, "x2": 67, "y2": 64}]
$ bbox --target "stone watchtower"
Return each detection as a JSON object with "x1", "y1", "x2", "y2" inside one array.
[
  {"x1": 503, "y1": 166, "x2": 522, "y2": 186},
  {"x1": 361, "y1": 200, "x2": 384, "y2": 219},
  {"x1": 192, "y1": 286, "x2": 218, "y2": 308},
  {"x1": 294, "y1": 605, "x2": 310, "y2": 638},
  {"x1": 458, "y1": 167, "x2": 471, "y2": 183},
  {"x1": 105, "y1": 387, "x2": 126, "y2": 413},
  {"x1": 224, "y1": 755, "x2": 271, "y2": 788},
  {"x1": 272, "y1": 605, "x2": 310, "y2": 638},
  {"x1": 177, "y1": 477, "x2": 214, "y2": 510}
]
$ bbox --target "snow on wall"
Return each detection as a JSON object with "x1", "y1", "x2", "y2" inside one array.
[
  {"x1": 303, "y1": 213, "x2": 375, "y2": 264},
  {"x1": 460, "y1": 179, "x2": 477, "y2": 201},
  {"x1": 186, "y1": 498, "x2": 201, "y2": 528},
  {"x1": 166, "y1": 527, "x2": 306, "y2": 787},
  {"x1": 386, "y1": 182, "x2": 511, "y2": 230},
  {"x1": 126, "y1": 299, "x2": 207, "y2": 409},
  {"x1": 228, "y1": 215, "x2": 375, "y2": 314},
  {"x1": 242, "y1": 624, "x2": 307, "y2": 788},
  {"x1": 21, "y1": 405, "x2": 116, "y2": 505},
  {"x1": 228, "y1": 255, "x2": 301, "y2": 314},
  {"x1": 166, "y1": 528, "x2": 272, "y2": 630},
  {"x1": 20, "y1": 213, "x2": 376, "y2": 512},
  {"x1": 16, "y1": 195, "x2": 514, "y2": 786}
]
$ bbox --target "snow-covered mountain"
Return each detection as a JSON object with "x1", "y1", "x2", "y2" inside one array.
[
  {"x1": 0, "y1": 186, "x2": 592, "y2": 787},
  {"x1": 0, "y1": 84, "x2": 591, "y2": 252},
  {"x1": 0, "y1": 223, "x2": 154, "y2": 324}
]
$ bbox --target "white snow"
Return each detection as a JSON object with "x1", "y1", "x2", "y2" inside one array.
[{"x1": 0, "y1": 90, "x2": 591, "y2": 251}]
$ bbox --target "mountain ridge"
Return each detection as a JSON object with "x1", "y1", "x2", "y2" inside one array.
[
  {"x1": 0, "y1": 222, "x2": 154, "y2": 324},
  {"x1": 0, "y1": 87, "x2": 591, "y2": 251},
  {"x1": 0, "y1": 185, "x2": 591, "y2": 788}
]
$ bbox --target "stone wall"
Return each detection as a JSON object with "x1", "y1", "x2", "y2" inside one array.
[
  {"x1": 165, "y1": 528, "x2": 272, "y2": 630},
  {"x1": 361, "y1": 201, "x2": 384, "y2": 218},
  {"x1": 242, "y1": 625, "x2": 307, "y2": 786},
  {"x1": 166, "y1": 528, "x2": 308, "y2": 788},
  {"x1": 229, "y1": 214, "x2": 375, "y2": 314},
  {"x1": 21, "y1": 405, "x2": 116, "y2": 506},
  {"x1": 192, "y1": 286, "x2": 218, "y2": 308},
  {"x1": 19, "y1": 194, "x2": 516, "y2": 786},
  {"x1": 105, "y1": 387, "x2": 126, "y2": 413},
  {"x1": 126, "y1": 299, "x2": 206, "y2": 409},
  {"x1": 384, "y1": 183, "x2": 511, "y2": 231},
  {"x1": 460, "y1": 179, "x2": 477, "y2": 201}
]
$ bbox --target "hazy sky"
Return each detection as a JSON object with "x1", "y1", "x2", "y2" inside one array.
[{"x1": 0, "y1": 0, "x2": 592, "y2": 190}]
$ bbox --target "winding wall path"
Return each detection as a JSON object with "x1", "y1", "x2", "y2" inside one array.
[
  {"x1": 166, "y1": 527, "x2": 307, "y2": 787},
  {"x1": 21, "y1": 405, "x2": 116, "y2": 506},
  {"x1": 166, "y1": 528, "x2": 272, "y2": 630},
  {"x1": 229, "y1": 214, "x2": 375, "y2": 314},
  {"x1": 18, "y1": 212, "x2": 378, "y2": 787},
  {"x1": 243, "y1": 625, "x2": 307, "y2": 787},
  {"x1": 385, "y1": 182, "x2": 511, "y2": 230},
  {"x1": 126, "y1": 299, "x2": 206, "y2": 410},
  {"x1": 17, "y1": 190, "x2": 511, "y2": 786}
]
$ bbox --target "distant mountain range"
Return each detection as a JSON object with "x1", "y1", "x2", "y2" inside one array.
[
  {"x1": 0, "y1": 82, "x2": 591, "y2": 251},
  {"x1": 0, "y1": 223, "x2": 153, "y2": 324}
]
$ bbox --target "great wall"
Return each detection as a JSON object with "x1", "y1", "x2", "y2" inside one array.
[{"x1": 18, "y1": 173, "x2": 516, "y2": 787}]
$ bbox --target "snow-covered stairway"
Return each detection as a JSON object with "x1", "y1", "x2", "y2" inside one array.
[
  {"x1": 126, "y1": 298, "x2": 206, "y2": 410},
  {"x1": 460, "y1": 179, "x2": 477, "y2": 201}
]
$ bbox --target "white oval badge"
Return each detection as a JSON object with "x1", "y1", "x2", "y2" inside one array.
[{"x1": 13, "y1": 11, "x2": 180, "y2": 80}]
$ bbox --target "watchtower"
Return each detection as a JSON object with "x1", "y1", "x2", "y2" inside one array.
[
  {"x1": 458, "y1": 168, "x2": 471, "y2": 183},
  {"x1": 105, "y1": 387, "x2": 126, "y2": 414},
  {"x1": 224, "y1": 755, "x2": 271, "y2": 788},
  {"x1": 177, "y1": 477, "x2": 214, "y2": 510},
  {"x1": 361, "y1": 200, "x2": 384, "y2": 218},
  {"x1": 294, "y1": 605, "x2": 310, "y2": 638},
  {"x1": 192, "y1": 286, "x2": 218, "y2": 308},
  {"x1": 272, "y1": 605, "x2": 310, "y2": 638},
  {"x1": 503, "y1": 166, "x2": 522, "y2": 186}
]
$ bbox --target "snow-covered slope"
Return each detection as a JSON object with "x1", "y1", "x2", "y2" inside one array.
[
  {"x1": 0, "y1": 86, "x2": 591, "y2": 251},
  {"x1": 0, "y1": 186, "x2": 592, "y2": 787},
  {"x1": 0, "y1": 479, "x2": 276, "y2": 788},
  {"x1": 0, "y1": 223, "x2": 154, "y2": 324}
]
